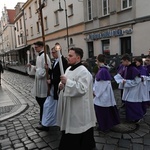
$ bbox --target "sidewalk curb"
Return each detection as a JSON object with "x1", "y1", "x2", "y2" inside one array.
[
  {"x1": 0, "y1": 79, "x2": 28, "y2": 122},
  {"x1": 0, "y1": 104, "x2": 28, "y2": 122}
]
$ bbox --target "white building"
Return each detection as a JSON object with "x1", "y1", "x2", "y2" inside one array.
[
  {"x1": 23, "y1": 0, "x2": 85, "y2": 61},
  {"x1": 1, "y1": 0, "x2": 150, "y2": 65},
  {"x1": 0, "y1": 6, "x2": 16, "y2": 64},
  {"x1": 14, "y1": 2, "x2": 29, "y2": 65},
  {"x1": 83, "y1": 0, "x2": 150, "y2": 57}
]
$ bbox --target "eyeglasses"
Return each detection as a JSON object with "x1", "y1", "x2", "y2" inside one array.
[
  {"x1": 52, "y1": 51, "x2": 57, "y2": 53},
  {"x1": 35, "y1": 46, "x2": 39, "y2": 48}
]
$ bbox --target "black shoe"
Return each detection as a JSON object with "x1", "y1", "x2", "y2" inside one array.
[
  {"x1": 39, "y1": 121, "x2": 42, "y2": 125},
  {"x1": 92, "y1": 147, "x2": 98, "y2": 150},
  {"x1": 36, "y1": 126, "x2": 49, "y2": 131}
]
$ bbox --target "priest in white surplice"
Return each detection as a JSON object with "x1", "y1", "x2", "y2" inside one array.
[{"x1": 57, "y1": 47, "x2": 96, "y2": 150}]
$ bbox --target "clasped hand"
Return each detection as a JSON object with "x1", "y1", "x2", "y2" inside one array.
[{"x1": 59, "y1": 75, "x2": 67, "y2": 90}]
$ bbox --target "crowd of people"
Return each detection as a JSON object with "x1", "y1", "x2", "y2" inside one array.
[
  {"x1": 25, "y1": 41, "x2": 150, "y2": 150},
  {"x1": 116, "y1": 54, "x2": 150, "y2": 123},
  {"x1": 27, "y1": 41, "x2": 96, "y2": 150}
]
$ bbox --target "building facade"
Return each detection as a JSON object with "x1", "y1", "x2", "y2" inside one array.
[
  {"x1": 83, "y1": 0, "x2": 150, "y2": 58},
  {"x1": 0, "y1": 6, "x2": 16, "y2": 65},
  {"x1": 14, "y1": 2, "x2": 29, "y2": 65},
  {"x1": 23, "y1": 0, "x2": 85, "y2": 61},
  {"x1": 0, "y1": 0, "x2": 150, "y2": 65}
]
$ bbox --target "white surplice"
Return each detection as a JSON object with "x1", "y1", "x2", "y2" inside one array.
[{"x1": 57, "y1": 65, "x2": 96, "y2": 134}]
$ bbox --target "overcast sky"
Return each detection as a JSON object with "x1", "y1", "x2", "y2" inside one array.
[{"x1": 0, "y1": 0, "x2": 27, "y2": 17}]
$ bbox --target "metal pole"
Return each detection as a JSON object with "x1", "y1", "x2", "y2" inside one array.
[{"x1": 64, "y1": 0, "x2": 69, "y2": 51}]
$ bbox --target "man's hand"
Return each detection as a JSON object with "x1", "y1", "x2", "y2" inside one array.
[
  {"x1": 122, "y1": 79, "x2": 126, "y2": 85},
  {"x1": 60, "y1": 75, "x2": 67, "y2": 84},
  {"x1": 47, "y1": 79, "x2": 51, "y2": 84},
  {"x1": 59, "y1": 82, "x2": 65, "y2": 90},
  {"x1": 45, "y1": 64, "x2": 49, "y2": 69},
  {"x1": 26, "y1": 63, "x2": 31, "y2": 67}
]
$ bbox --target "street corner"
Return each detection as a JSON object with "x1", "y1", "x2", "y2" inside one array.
[{"x1": 0, "y1": 83, "x2": 28, "y2": 122}]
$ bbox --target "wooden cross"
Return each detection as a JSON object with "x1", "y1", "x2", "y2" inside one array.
[{"x1": 37, "y1": 0, "x2": 50, "y2": 95}]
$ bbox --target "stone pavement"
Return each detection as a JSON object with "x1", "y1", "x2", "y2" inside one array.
[
  {"x1": 0, "y1": 84, "x2": 27, "y2": 122},
  {"x1": 0, "y1": 71, "x2": 150, "y2": 150}
]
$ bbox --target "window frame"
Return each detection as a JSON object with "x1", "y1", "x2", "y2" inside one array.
[
  {"x1": 121, "y1": 0, "x2": 132, "y2": 10},
  {"x1": 36, "y1": 21, "x2": 40, "y2": 33},
  {"x1": 54, "y1": 11, "x2": 59, "y2": 26},
  {"x1": 102, "y1": 0, "x2": 109, "y2": 16},
  {"x1": 44, "y1": 16, "x2": 48, "y2": 30},
  {"x1": 87, "y1": 0, "x2": 92, "y2": 21},
  {"x1": 68, "y1": 4, "x2": 73, "y2": 17},
  {"x1": 29, "y1": 6, "x2": 32, "y2": 18}
]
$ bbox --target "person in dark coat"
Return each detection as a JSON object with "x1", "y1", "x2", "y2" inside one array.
[
  {"x1": 36, "y1": 43, "x2": 68, "y2": 131},
  {"x1": 0, "y1": 60, "x2": 4, "y2": 85}
]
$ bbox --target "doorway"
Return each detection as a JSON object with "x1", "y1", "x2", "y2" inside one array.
[{"x1": 120, "y1": 37, "x2": 131, "y2": 55}]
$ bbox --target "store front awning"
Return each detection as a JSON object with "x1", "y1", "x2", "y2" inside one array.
[{"x1": 14, "y1": 45, "x2": 31, "y2": 51}]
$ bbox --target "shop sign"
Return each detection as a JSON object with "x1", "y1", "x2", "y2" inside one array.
[{"x1": 87, "y1": 28, "x2": 133, "y2": 40}]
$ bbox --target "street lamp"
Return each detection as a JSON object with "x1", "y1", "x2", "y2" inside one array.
[{"x1": 58, "y1": 0, "x2": 69, "y2": 51}]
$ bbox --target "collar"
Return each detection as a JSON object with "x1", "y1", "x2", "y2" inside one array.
[
  {"x1": 69, "y1": 62, "x2": 82, "y2": 71},
  {"x1": 39, "y1": 51, "x2": 44, "y2": 56}
]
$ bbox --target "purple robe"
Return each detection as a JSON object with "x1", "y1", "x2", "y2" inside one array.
[
  {"x1": 117, "y1": 64, "x2": 126, "y2": 78},
  {"x1": 94, "y1": 65, "x2": 120, "y2": 132},
  {"x1": 95, "y1": 66, "x2": 112, "y2": 81},
  {"x1": 123, "y1": 64, "x2": 144, "y2": 122},
  {"x1": 124, "y1": 64, "x2": 140, "y2": 80},
  {"x1": 136, "y1": 65, "x2": 150, "y2": 115},
  {"x1": 145, "y1": 65, "x2": 150, "y2": 75},
  {"x1": 136, "y1": 65, "x2": 147, "y2": 76}
]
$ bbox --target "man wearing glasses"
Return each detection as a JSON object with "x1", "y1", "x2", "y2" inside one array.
[{"x1": 36, "y1": 43, "x2": 68, "y2": 131}]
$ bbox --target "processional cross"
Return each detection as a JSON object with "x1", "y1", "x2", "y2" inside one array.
[{"x1": 37, "y1": 0, "x2": 50, "y2": 95}]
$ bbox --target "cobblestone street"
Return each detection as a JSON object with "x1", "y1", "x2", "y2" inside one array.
[{"x1": 0, "y1": 71, "x2": 150, "y2": 150}]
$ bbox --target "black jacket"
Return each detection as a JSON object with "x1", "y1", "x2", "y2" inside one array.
[
  {"x1": 48, "y1": 56, "x2": 68, "y2": 100},
  {"x1": 0, "y1": 63, "x2": 4, "y2": 73}
]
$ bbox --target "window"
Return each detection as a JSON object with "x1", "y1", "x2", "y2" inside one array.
[
  {"x1": 120, "y1": 37, "x2": 131, "y2": 54},
  {"x1": 68, "y1": 4, "x2": 73, "y2": 16},
  {"x1": 87, "y1": 0, "x2": 92, "y2": 20},
  {"x1": 36, "y1": 21, "x2": 40, "y2": 33},
  {"x1": 18, "y1": 35, "x2": 20, "y2": 45},
  {"x1": 29, "y1": 7, "x2": 32, "y2": 18},
  {"x1": 35, "y1": 0, "x2": 38, "y2": 12},
  {"x1": 24, "y1": 12, "x2": 27, "y2": 20},
  {"x1": 54, "y1": 11, "x2": 59, "y2": 26},
  {"x1": 102, "y1": 0, "x2": 109, "y2": 16},
  {"x1": 44, "y1": 16, "x2": 48, "y2": 30},
  {"x1": 30, "y1": 26, "x2": 33, "y2": 36},
  {"x1": 20, "y1": 33, "x2": 24, "y2": 44},
  {"x1": 16, "y1": 22, "x2": 19, "y2": 31},
  {"x1": 121, "y1": 0, "x2": 132, "y2": 10},
  {"x1": 70, "y1": 38, "x2": 73, "y2": 45},
  {"x1": 19, "y1": 19, "x2": 22, "y2": 29},
  {"x1": 88, "y1": 42, "x2": 94, "y2": 58},
  {"x1": 102, "y1": 40, "x2": 110, "y2": 55},
  {"x1": 26, "y1": 29, "x2": 28, "y2": 36}
]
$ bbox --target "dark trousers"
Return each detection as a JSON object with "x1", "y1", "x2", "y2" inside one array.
[
  {"x1": 59, "y1": 127, "x2": 96, "y2": 150},
  {"x1": 0, "y1": 73, "x2": 1, "y2": 85},
  {"x1": 36, "y1": 97, "x2": 47, "y2": 121}
]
